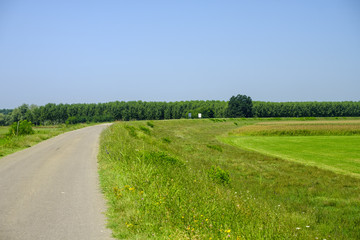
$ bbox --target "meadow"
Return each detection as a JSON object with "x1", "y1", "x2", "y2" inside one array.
[
  {"x1": 98, "y1": 118, "x2": 360, "y2": 239},
  {"x1": 0, "y1": 124, "x2": 93, "y2": 158}
]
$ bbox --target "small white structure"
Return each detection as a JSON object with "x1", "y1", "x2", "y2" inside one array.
[
  {"x1": 198, "y1": 113, "x2": 202, "y2": 118},
  {"x1": 188, "y1": 113, "x2": 192, "y2": 118}
]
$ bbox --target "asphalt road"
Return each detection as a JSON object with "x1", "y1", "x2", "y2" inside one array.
[{"x1": 0, "y1": 124, "x2": 113, "y2": 240}]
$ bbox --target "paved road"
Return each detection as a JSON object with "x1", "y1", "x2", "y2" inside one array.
[{"x1": 0, "y1": 124, "x2": 113, "y2": 240}]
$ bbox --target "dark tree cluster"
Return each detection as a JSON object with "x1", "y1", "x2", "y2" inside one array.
[
  {"x1": 1, "y1": 101, "x2": 227, "y2": 125},
  {"x1": 252, "y1": 101, "x2": 360, "y2": 118},
  {"x1": 1, "y1": 98, "x2": 359, "y2": 126}
]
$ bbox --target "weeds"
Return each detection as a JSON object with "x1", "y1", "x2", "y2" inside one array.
[
  {"x1": 206, "y1": 144, "x2": 223, "y2": 152},
  {"x1": 99, "y1": 119, "x2": 360, "y2": 239},
  {"x1": 208, "y1": 165, "x2": 230, "y2": 184}
]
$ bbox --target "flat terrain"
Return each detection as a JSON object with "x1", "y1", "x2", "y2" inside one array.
[
  {"x1": 0, "y1": 124, "x2": 113, "y2": 240},
  {"x1": 223, "y1": 119, "x2": 360, "y2": 177},
  {"x1": 222, "y1": 136, "x2": 360, "y2": 177}
]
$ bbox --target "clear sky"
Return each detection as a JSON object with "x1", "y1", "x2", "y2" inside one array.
[{"x1": 1, "y1": 0, "x2": 359, "y2": 109}]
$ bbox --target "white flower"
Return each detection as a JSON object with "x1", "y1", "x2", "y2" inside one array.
[{"x1": 296, "y1": 227, "x2": 301, "y2": 230}]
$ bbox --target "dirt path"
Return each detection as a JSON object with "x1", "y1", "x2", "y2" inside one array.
[{"x1": 0, "y1": 124, "x2": 113, "y2": 240}]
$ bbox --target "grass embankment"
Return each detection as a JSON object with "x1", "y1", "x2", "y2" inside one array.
[
  {"x1": 0, "y1": 123, "x2": 94, "y2": 158},
  {"x1": 98, "y1": 119, "x2": 360, "y2": 239}
]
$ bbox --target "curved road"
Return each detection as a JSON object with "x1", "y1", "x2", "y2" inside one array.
[{"x1": 0, "y1": 124, "x2": 113, "y2": 240}]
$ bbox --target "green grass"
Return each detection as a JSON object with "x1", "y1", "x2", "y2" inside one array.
[
  {"x1": 0, "y1": 123, "x2": 94, "y2": 158},
  {"x1": 98, "y1": 119, "x2": 360, "y2": 239},
  {"x1": 221, "y1": 136, "x2": 360, "y2": 178}
]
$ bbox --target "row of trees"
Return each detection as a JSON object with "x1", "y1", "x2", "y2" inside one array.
[
  {"x1": 252, "y1": 101, "x2": 360, "y2": 118},
  {"x1": 1, "y1": 97, "x2": 359, "y2": 126},
  {"x1": 0, "y1": 101, "x2": 228, "y2": 125}
]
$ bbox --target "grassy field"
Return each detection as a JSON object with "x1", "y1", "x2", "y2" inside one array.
[
  {"x1": 0, "y1": 124, "x2": 94, "y2": 158},
  {"x1": 221, "y1": 136, "x2": 360, "y2": 177},
  {"x1": 98, "y1": 118, "x2": 360, "y2": 239}
]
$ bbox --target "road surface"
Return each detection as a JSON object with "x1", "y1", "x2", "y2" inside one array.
[{"x1": 0, "y1": 124, "x2": 113, "y2": 240}]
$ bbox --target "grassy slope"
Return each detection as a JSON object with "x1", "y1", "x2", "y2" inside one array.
[
  {"x1": 98, "y1": 119, "x2": 360, "y2": 240},
  {"x1": 221, "y1": 136, "x2": 360, "y2": 177},
  {"x1": 0, "y1": 124, "x2": 94, "y2": 158}
]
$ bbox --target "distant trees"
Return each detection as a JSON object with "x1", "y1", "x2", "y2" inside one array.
[
  {"x1": 252, "y1": 101, "x2": 360, "y2": 118},
  {"x1": 226, "y1": 94, "x2": 253, "y2": 118},
  {"x1": 1, "y1": 99, "x2": 359, "y2": 126}
]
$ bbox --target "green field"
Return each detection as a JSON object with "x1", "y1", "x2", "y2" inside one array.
[
  {"x1": 221, "y1": 136, "x2": 360, "y2": 177},
  {"x1": 98, "y1": 118, "x2": 360, "y2": 239}
]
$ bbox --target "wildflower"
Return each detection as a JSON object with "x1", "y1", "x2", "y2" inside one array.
[
  {"x1": 296, "y1": 227, "x2": 301, "y2": 230},
  {"x1": 306, "y1": 226, "x2": 310, "y2": 228},
  {"x1": 225, "y1": 229, "x2": 231, "y2": 233},
  {"x1": 181, "y1": 216, "x2": 184, "y2": 219},
  {"x1": 129, "y1": 187, "x2": 135, "y2": 191}
]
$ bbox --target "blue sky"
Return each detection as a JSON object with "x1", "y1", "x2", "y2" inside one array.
[{"x1": 1, "y1": 0, "x2": 359, "y2": 109}]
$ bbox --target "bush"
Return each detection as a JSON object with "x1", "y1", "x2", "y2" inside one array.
[
  {"x1": 8, "y1": 120, "x2": 34, "y2": 136},
  {"x1": 146, "y1": 121, "x2": 154, "y2": 128},
  {"x1": 139, "y1": 125, "x2": 151, "y2": 135},
  {"x1": 206, "y1": 144, "x2": 223, "y2": 152},
  {"x1": 208, "y1": 165, "x2": 230, "y2": 184}
]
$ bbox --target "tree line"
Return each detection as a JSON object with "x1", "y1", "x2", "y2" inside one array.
[{"x1": 0, "y1": 97, "x2": 359, "y2": 126}]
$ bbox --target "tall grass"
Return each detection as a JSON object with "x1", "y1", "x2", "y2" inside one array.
[{"x1": 99, "y1": 119, "x2": 360, "y2": 239}]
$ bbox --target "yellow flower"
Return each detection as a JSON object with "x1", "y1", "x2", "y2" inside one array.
[
  {"x1": 225, "y1": 229, "x2": 231, "y2": 233},
  {"x1": 129, "y1": 187, "x2": 135, "y2": 191}
]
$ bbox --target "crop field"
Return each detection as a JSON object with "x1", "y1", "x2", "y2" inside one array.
[
  {"x1": 0, "y1": 124, "x2": 93, "y2": 158},
  {"x1": 98, "y1": 118, "x2": 360, "y2": 239}
]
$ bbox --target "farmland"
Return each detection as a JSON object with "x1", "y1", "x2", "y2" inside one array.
[
  {"x1": 98, "y1": 118, "x2": 360, "y2": 239},
  {"x1": 222, "y1": 120, "x2": 360, "y2": 177}
]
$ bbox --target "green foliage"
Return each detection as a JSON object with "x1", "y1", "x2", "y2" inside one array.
[
  {"x1": 8, "y1": 120, "x2": 34, "y2": 136},
  {"x1": 226, "y1": 94, "x2": 253, "y2": 118},
  {"x1": 143, "y1": 151, "x2": 184, "y2": 167},
  {"x1": 208, "y1": 118, "x2": 227, "y2": 122},
  {"x1": 124, "y1": 125, "x2": 138, "y2": 138},
  {"x1": 207, "y1": 165, "x2": 230, "y2": 184},
  {"x1": 5, "y1": 100, "x2": 360, "y2": 126},
  {"x1": 139, "y1": 125, "x2": 151, "y2": 135},
  {"x1": 161, "y1": 137, "x2": 171, "y2": 143},
  {"x1": 146, "y1": 121, "x2": 154, "y2": 128},
  {"x1": 206, "y1": 144, "x2": 223, "y2": 152}
]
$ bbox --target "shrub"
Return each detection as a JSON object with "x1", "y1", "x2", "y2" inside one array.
[
  {"x1": 139, "y1": 125, "x2": 151, "y2": 135},
  {"x1": 206, "y1": 144, "x2": 223, "y2": 152},
  {"x1": 8, "y1": 120, "x2": 34, "y2": 136},
  {"x1": 146, "y1": 121, "x2": 154, "y2": 128},
  {"x1": 144, "y1": 151, "x2": 184, "y2": 167},
  {"x1": 162, "y1": 137, "x2": 171, "y2": 143},
  {"x1": 208, "y1": 165, "x2": 230, "y2": 184},
  {"x1": 124, "y1": 125, "x2": 138, "y2": 138}
]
